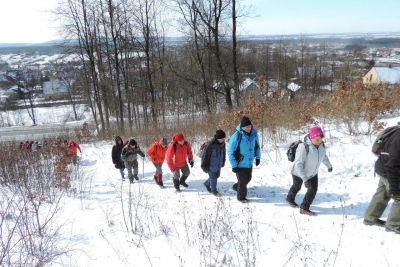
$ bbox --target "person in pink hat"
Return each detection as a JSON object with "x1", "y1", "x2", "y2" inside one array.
[{"x1": 286, "y1": 126, "x2": 332, "y2": 216}]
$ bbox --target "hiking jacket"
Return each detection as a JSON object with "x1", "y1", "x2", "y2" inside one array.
[
  {"x1": 375, "y1": 129, "x2": 400, "y2": 189},
  {"x1": 121, "y1": 144, "x2": 145, "y2": 163},
  {"x1": 111, "y1": 136, "x2": 125, "y2": 169},
  {"x1": 166, "y1": 134, "x2": 194, "y2": 171},
  {"x1": 67, "y1": 142, "x2": 81, "y2": 155},
  {"x1": 228, "y1": 124, "x2": 261, "y2": 168},
  {"x1": 200, "y1": 137, "x2": 226, "y2": 173},
  {"x1": 291, "y1": 135, "x2": 332, "y2": 181},
  {"x1": 147, "y1": 139, "x2": 168, "y2": 165}
]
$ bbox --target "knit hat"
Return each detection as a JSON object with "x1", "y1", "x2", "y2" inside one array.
[
  {"x1": 174, "y1": 133, "x2": 185, "y2": 142},
  {"x1": 240, "y1": 116, "x2": 252, "y2": 127},
  {"x1": 215, "y1": 130, "x2": 226, "y2": 139},
  {"x1": 309, "y1": 126, "x2": 324, "y2": 139},
  {"x1": 160, "y1": 138, "x2": 168, "y2": 146},
  {"x1": 129, "y1": 139, "x2": 137, "y2": 146}
]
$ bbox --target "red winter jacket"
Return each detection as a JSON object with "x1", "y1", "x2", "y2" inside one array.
[
  {"x1": 166, "y1": 135, "x2": 193, "y2": 172},
  {"x1": 147, "y1": 139, "x2": 167, "y2": 164},
  {"x1": 67, "y1": 140, "x2": 81, "y2": 155}
]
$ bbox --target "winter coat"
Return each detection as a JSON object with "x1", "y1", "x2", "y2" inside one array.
[
  {"x1": 121, "y1": 144, "x2": 145, "y2": 163},
  {"x1": 200, "y1": 137, "x2": 226, "y2": 173},
  {"x1": 375, "y1": 129, "x2": 400, "y2": 188},
  {"x1": 147, "y1": 139, "x2": 167, "y2": 165},
  {"x1": 67, "y1": 141, "x2": 81, "y2": 155},
  {"x1": 166, "y1": 134, "x2": 194, "y2": 171},
  {"x1": 111, "y1": 136, "x2": 125, "y2": 169},
  {"x1": 228, "y1": 124, "x2": 261, "y2": 168},
  {"x1": 291, "y1": 135, "x2": 332, "y2": 181}
]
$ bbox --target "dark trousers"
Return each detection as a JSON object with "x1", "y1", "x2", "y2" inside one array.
[
  {"x1": 233, "y1": 168, "x2": 252, "y2": 200},
  {"x1": 287, "y1": 174, "x2": 318, "y2": 210}
]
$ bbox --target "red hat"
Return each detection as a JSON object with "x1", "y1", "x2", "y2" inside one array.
[
  {"x1": 309, "y1": 126, "x2": 324, "y2": 139},
  {"x1": 173, "y1": 133, "x2": 185, "y2": 142}
]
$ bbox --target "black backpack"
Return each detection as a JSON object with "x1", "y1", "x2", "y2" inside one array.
[
  {"x1": 287, "y1": 140, "x2": 309, "y2": 162},
  {"x1": 372, "y1": 126, "x2": 400, "y2": 157}
]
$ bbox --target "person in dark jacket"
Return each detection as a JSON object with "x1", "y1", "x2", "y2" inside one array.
[
  {"x1": 286, "y1": 126, "x2": 332, "y2": 216},
  {"x1": 201, "y1": 130, "x2": 226, "y2": 197},
  {"x1": 121, "y1": 139, "x2": 145, "y2": 183},
  {"x1": 228, "y1": 116, "x2": 261, "y2": 203},
  {"x1": 166, "y1": 133, "x2": 194, "y2": 192},
  {"x1": 364, "y1": 128, "x2": 400, "y2": 233},
  {"x1": 111, "y1": 136, "x2": 126, "y2": 180}
]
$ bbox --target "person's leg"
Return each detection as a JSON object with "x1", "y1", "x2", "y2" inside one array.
[
  {"x1": 173, "y1": 168, "x2": 181, "y2": 189},
  {"x1": 209, "y1": 171, "x2": 220, "y2": 193},
  {"x1": 179, "y1": 163, "x2": 190, "y2": 187},
  {"x1": 126, "y1": 162, "x2": 133, "y2": 181},
  {"x1": 132, "y1": 159, "x2": 139, "y2": 180},
  {"x1": 119, "y1": 168, "x2": 125, "y2": 179},
  {"x1": 287, "y1": 175, "x2": 303, "y2": 203},
  {"x1": 300, "y1": 175, "x2": 318, "y2": 211},
  {"x1": 364, "y1": 175, "x2": 391, "y2": 222},
  {"x1": 237, "y1": 168, "x2": 252, "y2": 200},
  {"x1": 153, "y1": 164, "x2": 162, "y2": 182}
]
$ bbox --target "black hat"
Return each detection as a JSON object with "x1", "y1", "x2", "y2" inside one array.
[
  {"x1": 240, "y1": 116, "x2": 252, "y2": 127},
  {"x1": 129, "y1": 139, "x2": 137, "y2": 146},
  {"x1": 160, "y1": 138, "x2": 168, "y2": 146},
  {"x1": 215, "y1": 130, "x2": 226, "y2": 139}
]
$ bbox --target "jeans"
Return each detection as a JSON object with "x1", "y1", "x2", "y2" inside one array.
[
  {"x1": 205, "y1": 171, "x2": 220, "y2": 193},
  {"x1": 153, "y1": 163, "x2": 163, "y2": 175},
  {"x1": 119, "y1": 168, "x2": 125, "y2": 178}
]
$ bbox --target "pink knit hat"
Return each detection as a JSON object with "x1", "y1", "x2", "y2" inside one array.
[{"x1": 309, "y1": 126, "x2": 324, "y2": 139}]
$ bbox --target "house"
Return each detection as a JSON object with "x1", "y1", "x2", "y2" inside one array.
[{"x1": 363, "y1": 65, "x2": 400, "y2": 84}]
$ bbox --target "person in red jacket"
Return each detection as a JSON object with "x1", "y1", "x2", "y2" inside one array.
[
  {"x1": 166, "y1": 133, "x2": 194, "y2": 192},
  {"x1": 147, "y1": 138, "x2": 168, "y2": 188},
  {"x1": 67, "y1": 139, "x2": 82, "y2": 165}
]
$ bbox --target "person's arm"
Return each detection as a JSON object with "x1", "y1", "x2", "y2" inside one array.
[{"x1": 292, "y1": 143, "x2": 308, "y2": 180}]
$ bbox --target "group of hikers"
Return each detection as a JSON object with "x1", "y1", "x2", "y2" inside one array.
[{"x1": 110, "y1": 115, "x2": 400, "y2": 234}]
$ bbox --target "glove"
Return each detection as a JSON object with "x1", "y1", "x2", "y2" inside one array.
[
  {"x1": 232, "y1": 168, "x2": 238, "y2": 173},
  {"x1": 255, "y1": 159, "x2": 260, "y2": 166},
  {"x1": 328, "y1": 167, "x2": 333, "y2": 172},
  {"x1": 189, "y1": 160, "x2": 194, "y2": 168},
  {"x1": 389, "y1": 190, "x2": 400, "y2": 201}
]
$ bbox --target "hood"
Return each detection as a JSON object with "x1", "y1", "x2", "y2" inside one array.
[{"x1": 115, "y1": 136, "x2": 123, "y2": 145}]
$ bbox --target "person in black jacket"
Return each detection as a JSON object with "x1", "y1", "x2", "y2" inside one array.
[
  {"x1": 111, "y1": 136, "x2": 126, "y2": 180},
  {"x1": 364, "y1": 128, "x2": 400, "y2": 233},
  {"x1": 201, "y1": 130, "x2": 226, "y2": 197}
]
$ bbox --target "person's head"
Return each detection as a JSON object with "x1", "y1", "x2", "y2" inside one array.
[
  {"x1": 160, "y1": 138, "x2": 168, "y2": 147},
  {"x1": 240, "y1": 116, "x2": 252, "y2": 133},
  {"x1": 309, "y1": 126, "x2": 324, "y2": 146},
  {"x1": 174, "y1": 133, "x2": 185, "y2": 144},
  {"x1": 129, "y1": 139, "x2": 137, "y2": 147},
  {"x1": 214, "y1": 130, "x2": 226, "y2": 143},
  {"x1": 68, "y1": 140, "x2": 75, "y2": 146},
  {"x1": 115, "y1": 136, "x2": 122, "y2": 144}
]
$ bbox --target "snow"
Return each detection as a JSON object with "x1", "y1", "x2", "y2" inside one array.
[{"x1": 2, "y1": 108, "x2": 400, "y2": 266}]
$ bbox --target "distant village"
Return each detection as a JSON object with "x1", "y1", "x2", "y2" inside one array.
[{"x1": 1, "y1": 37, "x2": 400, "y2": 107}]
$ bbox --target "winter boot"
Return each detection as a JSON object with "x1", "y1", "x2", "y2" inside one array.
[
  {"x1": 173, "y1": 178, "x2": 181, "y2": 192},
  {"x1": 203, "y1": 182, "x2": 212, "y2": 193},
  {"x1": 153, "y1": 175, "x2": 157, "y2": 182},
  {"x1": 158, "y1": 174, "x2": 164, "y2": 188},
  {"x1": 179, "y1": 175, "x2": 189, "y2": 188},
  {"x1": 300, "y1": 208, "x2": 315, "y2": 216},
  {"x1": 286, "y1": 199, "x2": 298, "y2": 208},
  {"x1": 212, "y1": 191, "x2": 221, "y2": 197},
  {"x1": 232, "y1": 183, "x2": 238, "y2": 192},
  {"x1": 134, "y1": 174, "x2": 139, "y2": 181}
]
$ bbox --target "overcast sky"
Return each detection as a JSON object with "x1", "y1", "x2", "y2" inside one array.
[{"x1": 0, "y1": 0, "x2": 399, "y2": 43}]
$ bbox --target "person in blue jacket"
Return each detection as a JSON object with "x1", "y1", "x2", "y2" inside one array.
[{"x1": 228, "y1": 116, "x2": 261, "y2": 203}]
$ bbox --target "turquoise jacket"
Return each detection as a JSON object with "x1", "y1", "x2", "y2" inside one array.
[{"x1": 228, "y1": 124, "x2": 261, "y2": 168}]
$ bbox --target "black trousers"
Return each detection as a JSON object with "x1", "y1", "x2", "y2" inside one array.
[
  {"x1": 233, "y1": 168, "x2": 252, "y2": 200},
  {"x1": 287, "y1": 174, "x2": 318, "y2": 210}
]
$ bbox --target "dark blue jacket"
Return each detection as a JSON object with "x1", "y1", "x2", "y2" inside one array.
[{"x1": 200, "y1": 137, "x2": 226, "y2": 173}]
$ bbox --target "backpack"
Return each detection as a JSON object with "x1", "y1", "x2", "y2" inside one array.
[
  {"x1": 233, "y1": 131, "x2": 244, "y2": 163},
  {"x1": 196, "y1": 142, "x2": 208, "y2": 158},
  {"x1": 372, "y1": 126, "x2": 400, "y2": 157},
  {"x1": 286, "y1": 140, "x2": 309, "y2": 162}
]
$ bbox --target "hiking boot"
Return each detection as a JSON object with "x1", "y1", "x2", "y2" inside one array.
[
  {"x1": 363, "y1": 219, "x2": 386, "y2": 227},
  {"x1": 129, "y1": 179, "x2": 134, "y2": 184},
  {"x1": 134, "y1": 174, "x2": 139, "y2": 181},
  {"x1": 203, "y1": 182, "x2": 212, "y2": 193},
  {"x1": 175, "y1": 188, "x2": 181, "y2": 193},
  {"x1": 212, "y1": 191, "x2": 221, "y2": 197},
  {"x1": 286, "y1": 199, "x2": 298, "y2": 208},
  {"x1": 232, "y1": 184, "x2": 237, "y2": 192},
  {"x1": 238, "y1": 198, "x2": 249, "y2": 203},
  {"x1": 180, "y1": 181, "x2": 189, "y2": 188},
  {"x1": 385, "y1": 226, "x2": 400, "y2": 234},
  {"x1": 300, "y1": 209, "x2": 315, "y2": 216}
]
